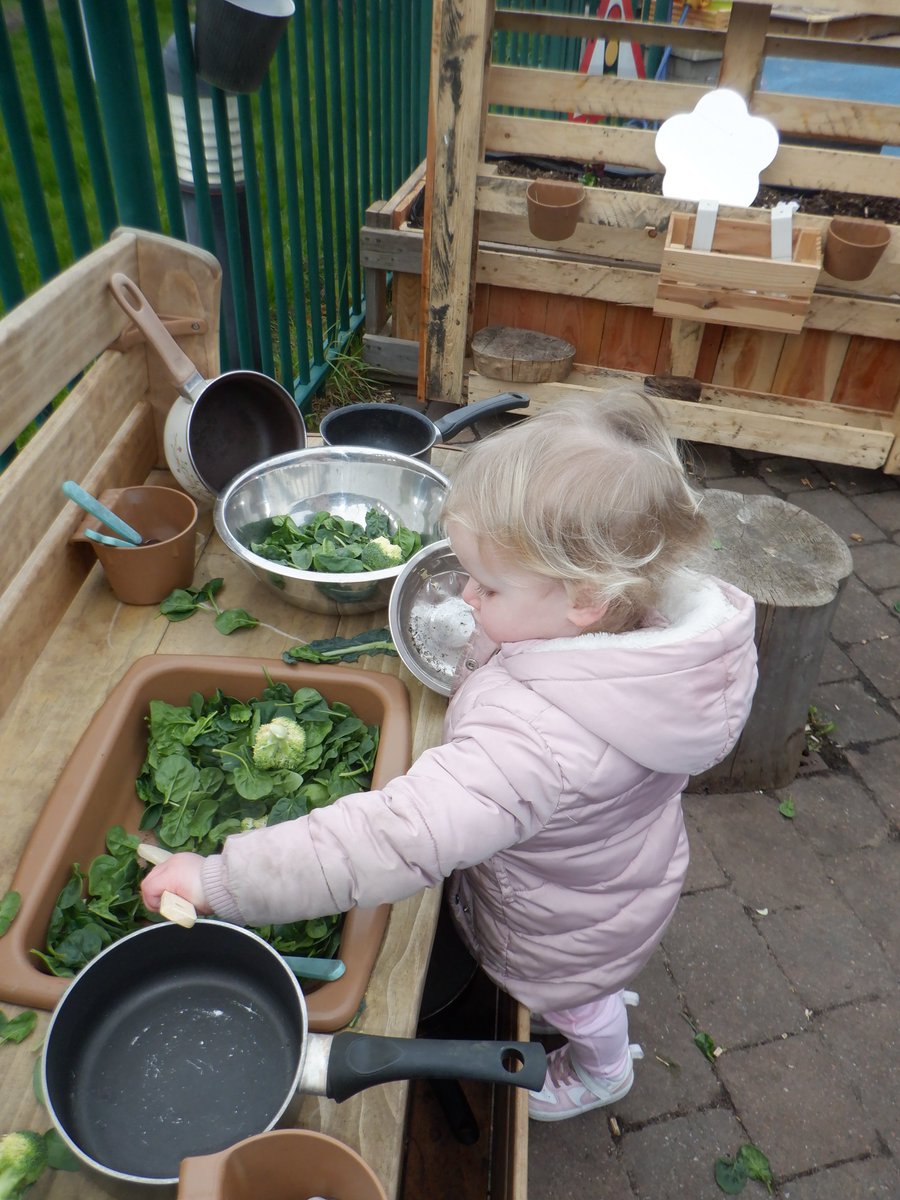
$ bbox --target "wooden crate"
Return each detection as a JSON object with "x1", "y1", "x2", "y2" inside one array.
[
  {"x1": 654, "y1": 212, "x2": 822, "y2": 333},
  {"x1": 364, "y1": 0, "x2": 900, "y2": 472}
]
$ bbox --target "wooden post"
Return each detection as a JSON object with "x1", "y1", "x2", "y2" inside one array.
[
  {"x1": 420, "y1": 0, "x2": 495, "y2": 405},
  {"x1": 688, "y1": 488, "x2": 853, "y2": 793}
]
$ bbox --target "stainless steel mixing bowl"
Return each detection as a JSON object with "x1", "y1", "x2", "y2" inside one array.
[
  {"x1": 388, "y1": 540, "x2": 474, "y2": 696},
  {"x1": 214, "y1": 447, "x2": 451, "y2": 615}
]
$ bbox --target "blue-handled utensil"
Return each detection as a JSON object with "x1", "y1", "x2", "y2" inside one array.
[
  {"x1": 282, "y1": 954, "x2": 346, "y2": 982},
  {"x1": 62, "y1": 480, "x2": 143, "y2": 545},
  {"x1": 83, "y1": 528, "x2": 137, "y2": 550}
]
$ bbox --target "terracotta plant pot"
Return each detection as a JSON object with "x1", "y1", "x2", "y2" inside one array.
[
  {"x1": 525, "y1": 180, "x2": 585, "y2": 241},
  {"x1": 73, "y1": 485, "x2": 198, "y2": 605},
  {"x1": 194, "y1": 0, "x2": 295, "y2": 94},
  {"x1": 177, "y1": 1130, "x2": 387, "y2": 1200},
  {"x1": 823, "y1": 216, "x2": 890, "y2": 281}
]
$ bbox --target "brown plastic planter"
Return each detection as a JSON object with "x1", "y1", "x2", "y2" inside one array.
[{"x1": 0, "y1": 656, "x2": 410, "y2": 1026}]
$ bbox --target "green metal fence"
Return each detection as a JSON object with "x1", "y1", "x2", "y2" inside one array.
[
  {"x1": 0, "y1": 0, "x2": 433, "y2": 459},
  {"x1": 1, "y1": 0, "x2": 596, "y2": 464}
]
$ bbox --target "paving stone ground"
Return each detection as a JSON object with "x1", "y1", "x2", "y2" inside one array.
[{"x1": 526, "y1": 444, "x2": 900, "y2": 1200}]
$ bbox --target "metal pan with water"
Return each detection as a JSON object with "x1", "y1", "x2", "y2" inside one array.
[{"x1": 42, "y1": 921, "x2": 545, "y2": 1193}]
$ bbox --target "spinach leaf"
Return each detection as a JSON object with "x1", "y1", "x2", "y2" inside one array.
[
  {"x1": 283, "y1": 627, "x2": 397, "y2": 665},
  {"x1": 251, "y1": 507, "x2": 421, "y2": 574},
  {"x1": 0, "y1": 891, "x2": 21, "y2": 937}
]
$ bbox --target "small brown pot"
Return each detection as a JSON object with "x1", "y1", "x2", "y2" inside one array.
[
  {"x1": 525, "y1": 180, "x2": 585, "y2": 241},
  {"x1": 73, "y1": 485, "x2": 198, "y2": 605},
  {"x1": 177, "y1": 1130, "x2": 387, "y2": 1200},
  {"x1": 823, "y1": 217, "x2": 890, "y2": 281}
]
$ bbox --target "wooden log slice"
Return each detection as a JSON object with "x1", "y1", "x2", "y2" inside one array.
[
  {"x1": 471, "y1": 326, "x2": 576, "y2": 383},
  {"x1": 688, "y1": 488, "x2": 853, "y2": 793}
]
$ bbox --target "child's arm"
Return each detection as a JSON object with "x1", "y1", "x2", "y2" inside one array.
[{"x1": 143, "y1": 701, "x2": 562, "y2": 927}]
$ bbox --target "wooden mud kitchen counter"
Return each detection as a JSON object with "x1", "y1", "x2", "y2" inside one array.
[{"x1": 0, "y1": 229, "x2": 529, "y2": 1200}]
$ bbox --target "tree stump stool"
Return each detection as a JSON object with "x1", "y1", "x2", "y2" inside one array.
[{"x1": 688, "y1": 488, "x2": 853, "y2": 793}]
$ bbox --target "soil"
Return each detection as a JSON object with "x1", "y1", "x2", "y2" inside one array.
[{"x1": 492, "y1": 154, "x2": 900, "y2": 222}]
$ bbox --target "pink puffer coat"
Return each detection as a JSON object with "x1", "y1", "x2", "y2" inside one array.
[{"x1": 202, "y1": 573, "x2": 757, "y2": 1011}]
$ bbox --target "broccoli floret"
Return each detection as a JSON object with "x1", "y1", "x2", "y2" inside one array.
[
  {"x1": 252, "y1": 717, "x2": 307, "y2": 771},
  {"x1": 360, "y1": 536, "x2": 404, "y2": 571},
  {"x1": 0, "y1": 1131, "x2": 48, "y2": 1200}
]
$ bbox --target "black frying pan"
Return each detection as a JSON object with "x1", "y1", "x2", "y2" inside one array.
[
  {"x1": 319, "y1": 391, "x2": 530, "y2": 461},
  {"x1": 42, "y1": 921, "x2": 545, "y2": 1190}
]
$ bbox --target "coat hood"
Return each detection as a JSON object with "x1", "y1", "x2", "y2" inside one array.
[{"x1": 495, "y1": 573, "x2": 757, "y2": 776}]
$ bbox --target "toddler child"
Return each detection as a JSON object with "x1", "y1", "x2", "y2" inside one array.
[{"x1": 142, "y1": 389, "x2": 757, "y2": 1122}]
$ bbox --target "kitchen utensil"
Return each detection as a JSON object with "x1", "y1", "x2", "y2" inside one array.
[
  {"x1": 389, "y1": 539, "x2": 473, "y2": 696},
  {"x1": 62, "y1": 479, "x2": 143, "y2": 544},
  {"x1": 319, "y1": 391, "x2": 529, "y2": 462},
  {"x1": 42, "y1": 921, "x2": 546, "y2": 1189},
  {"x1": 136, "y1": 844, "x2": 345, "y2": 981},
  {"x1": 177, "y1": 1130, "x2": 387, "y2": 1200},
  {"x1": 83, "y1": 527, "x2": 137, "y2": 549},
  {"x1": 109, "y1": 273, "x2": 306, "y2": 508},
  {"x1": 70, "y1": 485, "x2": 199, "y2": 605},
  {"x1": 214, "y1": 446, "x2": 451, "y2": 615}
]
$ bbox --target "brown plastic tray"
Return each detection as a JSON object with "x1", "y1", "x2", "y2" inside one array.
[{"x1": 0, "y1": 655, "x2": 411, "y2": 1028}]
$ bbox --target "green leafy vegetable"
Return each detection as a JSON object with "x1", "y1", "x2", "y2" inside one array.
[
  {"x1": 283, "y1": 628, "x2": 397, "y2": 665},
  {"x1": 0, "y1": 1010, "x2": 38, "y2": 1045},
  {"x1": 39, "y1": 680, "x2": 380, "y2": 976},
  {"x1": 159, "y1": 578, "x2": 258, "y2": 636},
  {"x1": 715, "y1": 1145, "x2": 773, "y2": 1195},
  {"x1": 42, "y1": 1130, "x2": 80, "y2": 1173},
  {"x1": 251, "y1": 508, "x2": 422, "y2": 574},
  {"x1": 777, "y1": 795, "x2": 795, "y2": 820},
  {"x1": 693, "y1": 1030, "x2": 718, "y2": 1062},
  {"x1": 0, "y1": 892, "x2": 21, "y2": 938}
]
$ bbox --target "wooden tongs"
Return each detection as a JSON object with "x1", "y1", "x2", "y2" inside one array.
[{"x1": 136, "y1": 843, "x2": 197, "y2": 929}]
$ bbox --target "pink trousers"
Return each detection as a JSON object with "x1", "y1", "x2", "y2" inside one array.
[{"x1": 541, "y1": 990, "x2": 632, "y2": 1079}]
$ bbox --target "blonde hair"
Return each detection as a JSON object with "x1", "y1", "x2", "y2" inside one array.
[{"x1": 442, "y1": 389, "x2": 706, "y2": 633}]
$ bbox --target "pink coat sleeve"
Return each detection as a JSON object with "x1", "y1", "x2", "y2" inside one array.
[{"x1": 201, "y1": 702, "x2": 564, "y2": 927}]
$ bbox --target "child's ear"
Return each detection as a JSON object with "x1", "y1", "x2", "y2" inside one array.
[{"x1": 567, "y1": 600, "x2": 609, "y2": 631}]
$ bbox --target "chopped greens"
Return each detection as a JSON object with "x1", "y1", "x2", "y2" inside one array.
[
  {"x1": 37, "y1": 678, "x2": 379, "y2": 977},
  {"x1": 251, "y1": 508, "x2": 422, "y2": 574}
]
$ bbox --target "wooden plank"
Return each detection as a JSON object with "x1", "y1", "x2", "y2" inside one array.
[
  {"x1": 361, "y1": 226, "x2": 425, "y2": 275},
  {"x1": 712, "y1": 328, "x2": 787, "y2": 393},
  {"x1": 485, "y1": 284, "x2": 550, "y2": 337},
  {"x1": 718, "y1": 1, "x2": 771, "y2": 99},
  {"x1": 392, "y1": 273, "x2": 423, "y2": 341},
  {"x1": 0, "y1": 232, "x2": 138, "y2": 450},
  {"x1": 470, "y1": 367, "x2": 892, "y2": 467},
  {"x1": 831, "y1": 336, "x2": 900, "y2": 413},
  {"x1": 362, "y1": 333, "x2": 420, "y2": 380},
  {"x1": 476, "y1": 247, "x2": 900, "y2": 341},
  {"x1": 488, "y1": 64, "x2": 899, "y2": 148},
  {"x1": 0, "y1": 350, "x2": 150, "y2": 596},
  {"x1": 770, "y1": 327, "x2": 851, "y2": 402},
  {"x1": 484, "y1": 114, "x2": 900, "y2": 200},
  {"x1": 544, "y1": 293, "x2": 606, "y2": 366},
  {"x1": 421, "y1": 0, "x2": 496, "y2": 403},
  {"x1": 669, "y1": 318, "x2": 705, "y2": 377},
  {"x1": 600, "y1": 305, "x2": 666, "y2": 373},
  {"x1": 0, "y1": 402, "x2": 157, "y2": 721}
]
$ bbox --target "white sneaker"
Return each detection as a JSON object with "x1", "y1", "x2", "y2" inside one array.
[
  {"x1": 528, "y1": 1043, "x2": 642, "y2": 1123},
  {"x1": 530, "y1": 990, "x2": 640, "y2": 1037}
]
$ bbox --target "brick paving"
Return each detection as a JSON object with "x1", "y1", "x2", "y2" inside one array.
[{"x1": 527, "y1": 444, "x2": 900, "y2": 1200}]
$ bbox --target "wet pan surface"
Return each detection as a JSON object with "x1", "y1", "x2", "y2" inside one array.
[{"x1": 44, "y1": 924, "x2": 304, "y2": 1181}]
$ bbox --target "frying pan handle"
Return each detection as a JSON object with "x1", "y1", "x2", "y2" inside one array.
[
  {"x1": 322, "y1": 1032, "x2": 547, "y2": 1103},
  {"x1": 433, "y1": 391, "x2": 530, "y2": 444},
  {"x1": 109, "y1": 272, "x2": 206, "y2": 398}
]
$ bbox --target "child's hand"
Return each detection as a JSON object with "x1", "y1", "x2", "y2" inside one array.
[{"x1": 141, "y1": 853, "x2": 212, "y2": 915}]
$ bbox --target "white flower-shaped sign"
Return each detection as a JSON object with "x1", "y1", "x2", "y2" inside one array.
[{"x1": 655, "y1": 89, "x2": 779, "y2": 207}]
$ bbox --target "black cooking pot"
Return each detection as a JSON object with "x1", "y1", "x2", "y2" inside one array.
[
  {"x1": 319, "y1": 391, "x2": 530, "y2": 461},
  {"x1": 42, "y1": 922, "x2": 545, "y2": 1192}
]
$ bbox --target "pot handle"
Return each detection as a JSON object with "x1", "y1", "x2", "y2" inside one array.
[
  {"x1": 109, "y1": 272, "x2": 207, "y2": 400},
  {"x1": 177, "y1": 1147, "x2": 230, "y2": 1200},
  {"x1": 323, "y1": 1032, "x2": 547, "y2": 1103},
  {"x1": 433, "y1": 391, "x2": 530, "y2": 443}
]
